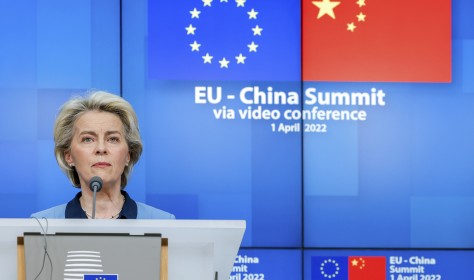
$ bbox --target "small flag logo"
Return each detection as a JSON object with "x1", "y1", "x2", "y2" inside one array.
[
  {"x1": 312, "y1": 256, "x2": 386, "y2": 280},
  {"x1": 83, "y1": 274, "x2": 118, "y2": 280}
]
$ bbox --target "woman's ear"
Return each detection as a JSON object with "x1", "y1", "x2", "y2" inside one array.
[
  {"x1": 65, "y1": 151, "x2": 73, "y2": 166},
  {"x1": 126, "y1": 153, "x2": 131, "y2": 166}
]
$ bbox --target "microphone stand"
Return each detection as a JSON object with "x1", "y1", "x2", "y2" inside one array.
[
  {"x1": 92, "y1": 186, "x2": 98, "y2": 219},
  {"x1": 89, "y1": 176, "x2": 103, "y2": 219}
]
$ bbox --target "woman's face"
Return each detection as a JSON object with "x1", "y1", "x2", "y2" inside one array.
[{"x1": 65, "y1": 111, "x2": 130, "y2": 190}]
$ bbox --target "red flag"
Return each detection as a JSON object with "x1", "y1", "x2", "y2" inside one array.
[
  {"x1": 348, "y1": 256, "x2": 386, "y2": 280},
  {"x1": 302, "y1": 0, "x2": 452, "y2": 82}
]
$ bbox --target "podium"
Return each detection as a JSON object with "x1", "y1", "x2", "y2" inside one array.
[{"x1": 0, "y1": 219, "x2": 245, "y2": 280}]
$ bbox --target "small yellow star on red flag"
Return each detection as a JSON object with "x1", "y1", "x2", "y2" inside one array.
[
  {"x1": 347, "y1": 22, "x2": 356, "y2": 32},
  {"x1": 357, "y1": 12, "x2": 366, "y2": 22}
]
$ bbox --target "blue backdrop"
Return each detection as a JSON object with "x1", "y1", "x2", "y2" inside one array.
[{"x1": 0, "y1": 0, "x2": 473, "y2": 279}]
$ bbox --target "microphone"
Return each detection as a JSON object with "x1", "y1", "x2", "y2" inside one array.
[{"x1": 89, "y1": 176, "x2": 103, "y2": 219}]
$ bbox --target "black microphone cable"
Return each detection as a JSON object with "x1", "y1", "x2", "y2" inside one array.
[{"x1": 32, "y1": 217, "x2": 53, "y2": 280}]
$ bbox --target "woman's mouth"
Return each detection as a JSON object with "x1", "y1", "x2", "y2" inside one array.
[{"x1": 92, "y1": 162, "x2": 111, "y2": 168}]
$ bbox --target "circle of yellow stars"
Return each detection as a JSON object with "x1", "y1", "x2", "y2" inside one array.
[
  {"x1": 312, "y1": 0, "x2": 367, "y2": 32},
  {"x1": 319, "y1": 258, "x2": 341, "y2": 278},
  {"x1": 186, "y1": 0, "x2": 263, "y2": 69}
]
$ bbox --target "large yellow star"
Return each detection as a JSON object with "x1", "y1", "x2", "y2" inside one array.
[{"x1": 312, "y1": 0, "x2": 341, "y2": 19}]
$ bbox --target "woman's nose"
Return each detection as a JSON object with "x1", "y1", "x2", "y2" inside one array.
[{"x1": 95, "y1": 139, "x2": 107, "y2": 154}]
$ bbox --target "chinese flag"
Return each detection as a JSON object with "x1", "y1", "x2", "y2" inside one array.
[
  {"x1": 348, "y1": 256, "x2": 386, "y2": 280},
  {"x1": 302, "y1": 0, "x2": 451, "y2": 82}
]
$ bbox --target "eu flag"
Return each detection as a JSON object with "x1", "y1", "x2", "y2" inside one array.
[
  {"x1": 312, "y1": 256, "x2": 348, "y2": 280},
  {"x1": 83, "y1": 274, "x2": 118, "y2": 280},
  {"x1": 147, "y1": 0, "x2": 300, "y2": 81}
]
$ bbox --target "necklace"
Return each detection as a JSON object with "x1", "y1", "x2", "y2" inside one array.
[
  {"x1": 84, "y1": 209, "x2": 122, "y2": 219},
  {"x1": 81, "y1": 195, "x2": 125, "y2": 219}
]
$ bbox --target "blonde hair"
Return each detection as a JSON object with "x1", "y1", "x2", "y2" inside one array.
[{"x1": 54, "y1": 91, "x2": 142, "y2": 188}]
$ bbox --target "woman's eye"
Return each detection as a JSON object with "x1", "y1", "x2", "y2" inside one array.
[
  {"x1": 109, "y1": 137, "x2": 119, "y2": 143},
  {"x1": 81, "y1": 137, "x2": 93, "y2": 143}
]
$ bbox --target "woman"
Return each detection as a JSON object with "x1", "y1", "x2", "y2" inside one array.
[{"x1": 31, "y1": 91, "x2": 174, "y2": 219}]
